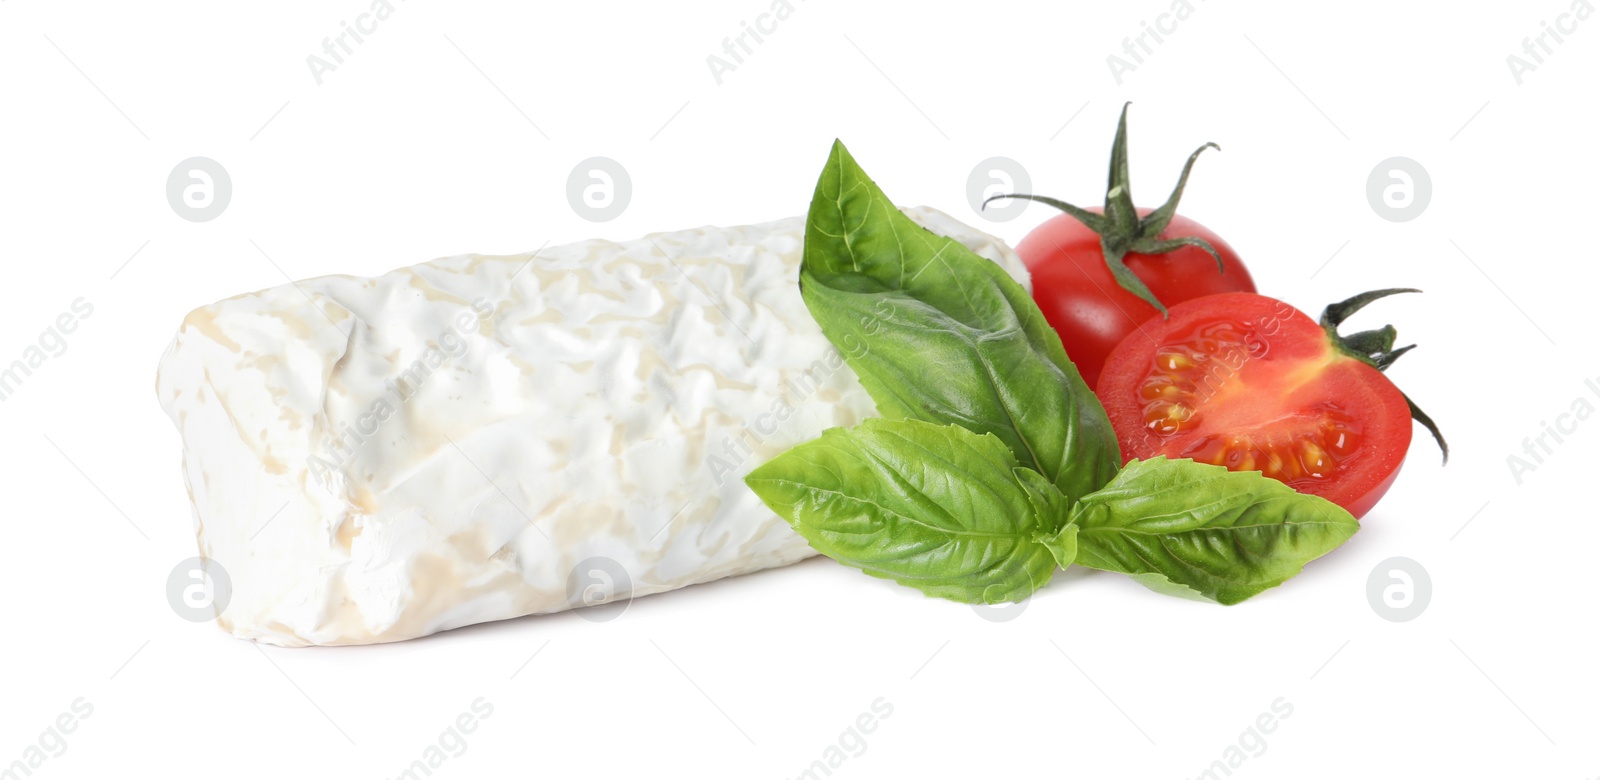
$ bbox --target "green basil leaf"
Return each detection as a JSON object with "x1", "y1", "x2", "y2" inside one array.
[
  {"x1": 1037, "y1": 523, "x2": 1079, "y2": 571},
  {"x1": 799, "y1": 140, "x2": 1120, "y2": 504},
  {"x1": 1017, "y1": 467, "x2": 1078, "y2": 568},
  {"x1": 1127, "y1": 572, "x2": 1211, "y2": 602},
  {"x1": 744, "y1": 418, "x2": 1063, "y2": 604},
  {"x1": 1069, "y1": 457, "x2": 1360, "y2": 605}
]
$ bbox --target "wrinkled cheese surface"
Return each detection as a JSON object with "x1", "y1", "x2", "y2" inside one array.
[{"x1": 156, "y1": 207, "x2": 1028, "y2": 646}]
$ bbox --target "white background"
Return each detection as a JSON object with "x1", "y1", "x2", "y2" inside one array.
[{"x1": 2, "y1": 1, "x2": 1596, "y2": 777}]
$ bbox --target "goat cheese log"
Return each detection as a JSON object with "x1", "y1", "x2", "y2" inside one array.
[{"x1": 156, "y1": 207, "x2": 1029, "y2": 646}]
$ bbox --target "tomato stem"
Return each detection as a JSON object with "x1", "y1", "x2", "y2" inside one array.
[
  {"x1": 982, "y1": 103, "x2": 1225, "y2": 317},
  {"x1": 1318, "y1": 288, "x2": 1449, "y2": 463}
]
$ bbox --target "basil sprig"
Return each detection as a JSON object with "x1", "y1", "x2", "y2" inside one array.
[{"x1": 745, "y1": 141, "x2": 1359, "y2": 606}]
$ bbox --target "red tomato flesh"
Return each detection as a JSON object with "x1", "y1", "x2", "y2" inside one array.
[
  {"x1": 1096, "y1": 292, "x2": 1412, "y2": 518},
  {"x1": 1017, "y1": 209, "x2": 1256, "y2": 389}
]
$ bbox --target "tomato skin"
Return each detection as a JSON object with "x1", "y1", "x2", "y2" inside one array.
[
  {"x1": 1017, "y1": 210, "x2": 1255, "y2": 388},
  {"x1": 1096, "y1": 292, "x2": 1413, "y2": 519}
]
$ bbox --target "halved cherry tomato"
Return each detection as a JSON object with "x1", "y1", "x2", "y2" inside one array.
[{"x1": 1096, "y1": 291, "x2": 1443, "y2": 518}]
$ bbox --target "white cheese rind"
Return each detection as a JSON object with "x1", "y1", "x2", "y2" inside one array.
[{"x1": 156, "y1": 207, "x2": 1029, "y2": 646}]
